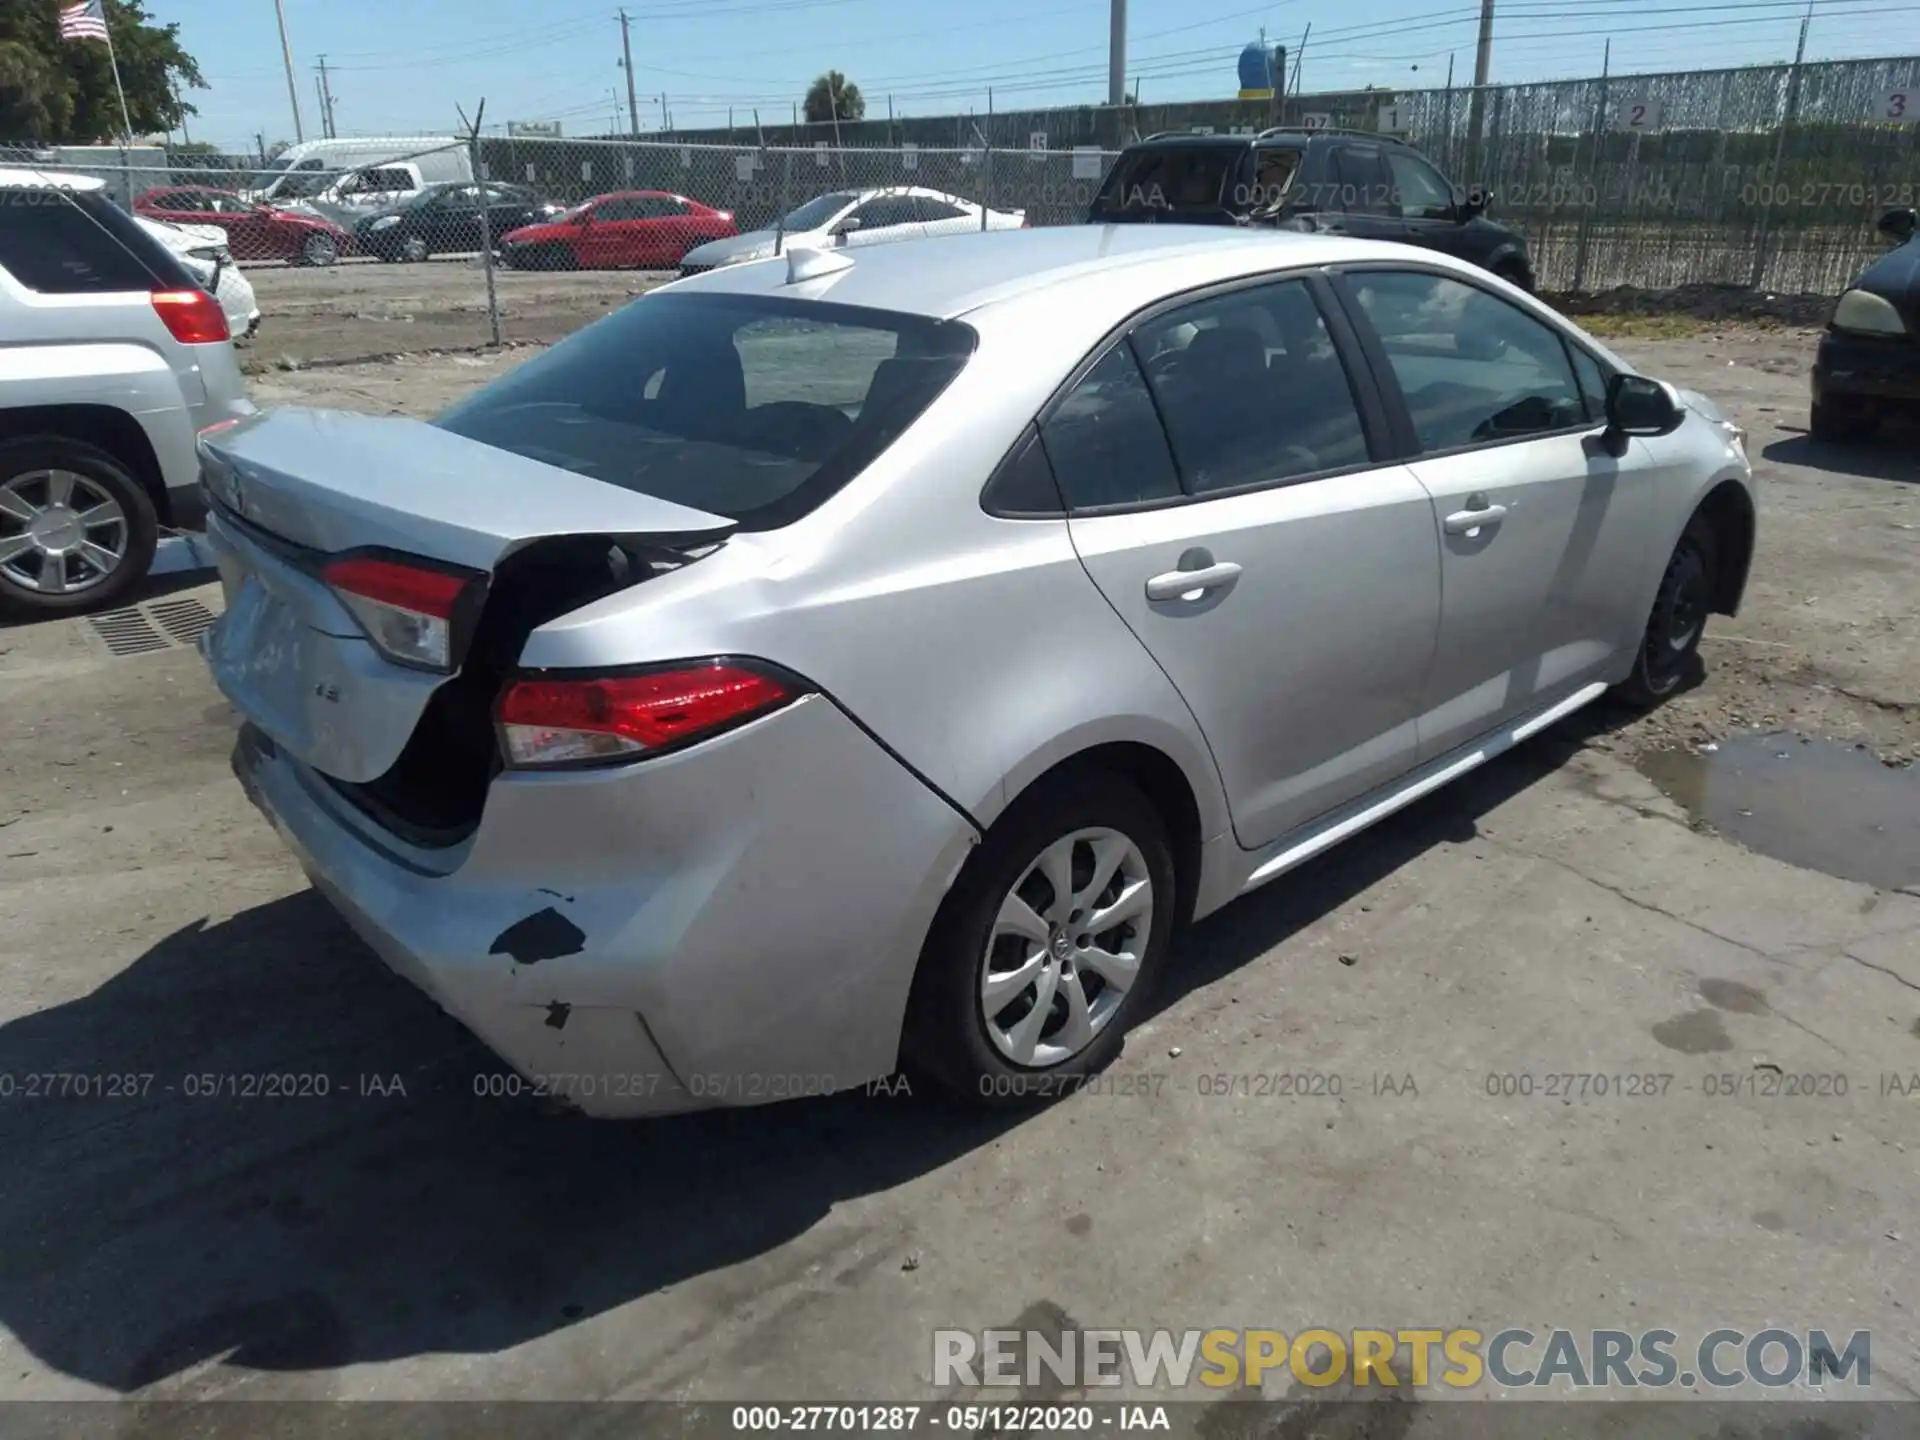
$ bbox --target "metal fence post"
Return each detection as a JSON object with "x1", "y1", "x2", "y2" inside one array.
[
  {"x1": 470, "y1": 128, "x2": 501, "y2": 347},
  {"x1": 1572, "y1": 54, "x2": 1611, "y2": 293}
]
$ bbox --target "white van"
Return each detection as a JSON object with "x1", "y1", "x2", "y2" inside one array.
[{"x1": 249, "y1": 137, "x2": 471, "y2": 209}]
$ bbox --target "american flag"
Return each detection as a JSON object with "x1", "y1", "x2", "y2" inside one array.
[{"x1": 58, "y1": 0, "x2": 110, "y2": 42}]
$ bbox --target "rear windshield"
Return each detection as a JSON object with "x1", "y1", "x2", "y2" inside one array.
[
  {"x1": 1090, "y1": 144, "x2": 1245, "y2": 219},
  {"x1": 433, "y1": 291, "x2": 977, "y2": 530},
  {"x1": 0, "y1": 186, "x2": 199, "y2": 293}
]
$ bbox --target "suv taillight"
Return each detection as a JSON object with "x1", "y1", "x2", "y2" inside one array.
[
  {"x1": 322, "y1": 554, "x2": 482, "y2": 672},
  {"x1": 496, "y1": 661, "x2": 803, "y2": 769},
  {"x1": 151, "y1": 287, "x2": 230, "y2": 344}
]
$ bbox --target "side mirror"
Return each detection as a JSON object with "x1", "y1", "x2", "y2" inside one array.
[
  {"x1": 1460, "y1": 187, "x2": 1491, "y2": 218},
  {"x1": 575, "y1": 210, "x2": 593, "y2": 226},
  {"x1": 830, "y1": 216, "x2": 863, "y2": 238},
  {"x1": 1605, "y1": 373, "x2": 1683, "y2": 443},
  {"x1": 1877, "y1": 207, "x2": 1917, "y2": 243}
]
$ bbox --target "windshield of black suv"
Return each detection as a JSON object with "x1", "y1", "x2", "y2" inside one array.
[{"x1": 1089, "y1": 143, "x2": 1246, "y2": 220}]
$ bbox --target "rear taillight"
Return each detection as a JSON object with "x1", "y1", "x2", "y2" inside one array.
[
  {"x1": 496, "y1": 661, "x2": 802, "y2": 769},
  {"x1": 322, "y1": 553, "x2": 481, "y2": 672},
  {"x1": 151, "y1": 287, "x2": 230, "y2": 344}
]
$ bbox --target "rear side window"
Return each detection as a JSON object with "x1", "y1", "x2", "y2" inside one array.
[
  {"x1": 1038, "y1": 347, "x2": 1181, "y2": 509},
  {"x1": 0, "y1": 188, "x2": 194, "y2": 293},
  {"x1": 434, "y1": 291, "x2": 976, "y2": 531},
  {"x1": 1090, "y1": 144, "x2": 1243, "y2": 218}
]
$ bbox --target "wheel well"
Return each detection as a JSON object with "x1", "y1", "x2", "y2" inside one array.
[
  {"x1": 0, "y1": 405, "x2": 171, "y2": 524},
  {"x1": 1010, "y1": 743, "x2": 1205, "y2": 927},
  {"x1": 1694, "y1": 480, "x2": 1755, "y2": 616}
]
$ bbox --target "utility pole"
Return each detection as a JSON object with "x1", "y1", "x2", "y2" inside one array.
[
  {"x1": 1107, "y1": 0, "x2": 1126, "y2": 106},
  {"x1": 1464, "y1": 0, "x2": 1494, "y2": 171},
  {"x1": 618, "y1": 10, "x2": 640, "y2": 136},
  {"x1": 273, "y1": 0, "x2": 305, "y2": 143},
  {"x1": 316, "y1": 54, "x2": 336, "y2": 137}
]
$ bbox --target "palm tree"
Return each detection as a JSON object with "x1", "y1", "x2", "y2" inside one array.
[{"x1": 804, "y1": 71, "x2": 865, "y2": 124}]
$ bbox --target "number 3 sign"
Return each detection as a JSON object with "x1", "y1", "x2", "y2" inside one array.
[{"x1": 1881, "y1": 89, "x2": 1916, "y2": 124}]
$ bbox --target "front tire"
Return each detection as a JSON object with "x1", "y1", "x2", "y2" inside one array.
[
  {"x1": 0, "y1": 437, "x2": 158, "y2": 620},
  {"x1": 903, "y1": 769, "x2": 1177, "y2": 1107},
  {"x1": 399, "y1": 235, "x2": 429, "y2": 263},
  {"x1": 1618, "y1": 515, "x2": 1717, "y2": 707}
]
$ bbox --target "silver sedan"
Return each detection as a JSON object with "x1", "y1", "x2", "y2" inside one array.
[{"x1": 199, "y1": 225, "x2": 1756, "y2": 1117}]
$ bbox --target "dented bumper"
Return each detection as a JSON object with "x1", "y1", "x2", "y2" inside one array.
[{"x1": 232, "y1": 694, "x2": 977, "y2": 1118}]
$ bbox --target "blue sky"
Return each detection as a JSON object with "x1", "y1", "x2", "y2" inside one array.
[{"x1": 172, "y1": 0, "x2": 1916, "y2": 152}]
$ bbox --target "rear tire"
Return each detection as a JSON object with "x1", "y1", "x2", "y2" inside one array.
[
  {"x1": 0, "y1": 437, "x2": 158, "y2": 621},
  {"x1": 902, "y1": 769, "x2": 1177, "y2": 1108},
  {"x1": 1810, "y1": 399, "x2": 1878, "y2": 442},
  {"x1": 399, "y1": 235, "x2": 429, "y2": 263},
  {"x1": 1617, "y1": 515, "x2": 1717, "y2": 708},
  {"x1": 1491, "y1": 259, "x2": 1534, "y2": 293},
  {"x1": 299, "y1": 231, "x2": 339, "y2": 267}
]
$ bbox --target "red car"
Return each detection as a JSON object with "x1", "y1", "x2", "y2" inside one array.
[
  {"x1": 133, "y1": 186, "x2": 352, "y2": 266},
  {"x1": 498, "y1": 190, "x2": 736, "y2": 270}
]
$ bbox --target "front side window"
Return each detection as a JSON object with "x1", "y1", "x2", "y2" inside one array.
[
  {"x1": 1038, "y1": 347, "x2": 1181, "y2": 510},
  {"x1": 918, "y1": 199, "x2": 969, "y2": 222},
  {"x1": 434, "y1": 292, "x2": 976, "y2": 530},
  {"x1": 781, "y1": 191, "x2": 858, "y2": 231},
  {"x1": 1568, "y1": 344, "x2": 1612, "y2": 421},
  {"x1": 1347, "y1": 270, "x2": 1589, "y2": 451},
  {"x1": 1130, "y1": 279, "x2": 1370, "y2": 493},
  {"x1": 851, "y1": 196, "x2": 918, "y2": 230},
  {"x1": 1387, "y1": 152, "x2": 1455, "y2": 221}
]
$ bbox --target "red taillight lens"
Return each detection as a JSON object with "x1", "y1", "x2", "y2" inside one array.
[
  {"x1": 496, "y1": 662, "x2": 800, "y2": 769},
  {"x1": 151, "y1": 287, "x2": 230, "y2": 344},
  {"x1": 322, "y1": 554, "x2": 478, "y2": 671}
]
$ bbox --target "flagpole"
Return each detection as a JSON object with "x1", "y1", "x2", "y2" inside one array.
[{"x1": 101, "y1": 1, "x2": 135, "y2": 142}]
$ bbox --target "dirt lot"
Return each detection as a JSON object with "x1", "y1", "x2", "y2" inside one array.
[{"x1": 0, "y1": 315, "x2": 1916, "y2": 1432}]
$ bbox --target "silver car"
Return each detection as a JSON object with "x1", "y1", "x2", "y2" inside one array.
[
  {"x1": 679, "y1": 186, "x2": 1026, "y2": 277},
  {"x1": 200, "y1": 226, "x2": 1755, "y2": 1117},
  {"x1": 0, "y1": 167, "x2": 254, "y2": 617}
]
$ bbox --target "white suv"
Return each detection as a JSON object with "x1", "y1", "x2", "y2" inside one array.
[{"x1": 0, "y1": 168, "x2": 254, "y2": 618}]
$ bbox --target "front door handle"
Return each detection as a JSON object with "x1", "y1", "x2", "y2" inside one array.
[
  {"x1": 1145, "y1": 561, "x2": 1242, "y2": 602},
  {"x1": 1443, "y1": 502, "x2": 1508, "y2": 535}
]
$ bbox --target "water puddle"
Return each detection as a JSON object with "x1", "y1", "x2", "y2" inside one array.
[{"x1": 1636, "y1": 731, "x2": 1920, "y2": 892}]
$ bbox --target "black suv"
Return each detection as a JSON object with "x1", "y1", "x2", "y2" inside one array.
[{"x1": 1087, "y1": 128, "x2": 1534, "y2": 292}]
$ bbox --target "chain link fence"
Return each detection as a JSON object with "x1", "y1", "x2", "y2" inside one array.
[{"x1": 12, "y1": 53, "x2": 1916, "y2": 361}]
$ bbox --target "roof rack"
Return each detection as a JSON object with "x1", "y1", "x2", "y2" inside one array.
[{"x1": 1254, "y1": 125, "x2": 1411, "y2": 143}]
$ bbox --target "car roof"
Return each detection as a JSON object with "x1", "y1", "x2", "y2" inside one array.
[
  {"x1": 667, "y1": 223, "x2": 1405, "y2": 319},
  {"x1": 849, "y1": 185, "x2": 973, "y2": 204},
  {"x1": 0, "y1": 166, "x2": 106, "y2": 191}
]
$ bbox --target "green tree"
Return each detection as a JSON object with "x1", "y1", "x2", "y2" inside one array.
[
  {"x1": 0, "y1": 0, "x2": 203, "y2": 142},
  {"x1": 803, "y1": 70, "x2": 863, "y2": 125}
]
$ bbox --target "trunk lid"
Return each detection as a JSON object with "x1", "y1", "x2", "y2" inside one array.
[{"x1": 199, "y1": 408, "x2": 734, "y2": 790}]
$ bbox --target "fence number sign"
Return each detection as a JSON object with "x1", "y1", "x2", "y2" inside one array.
[
  {"x1": 1302, "y1": 112, "x2": 1333, "y2": 131},
  {"x1": 901, "y1": 142, "x2": 918, "y2": 171},
  {"x1": 1616, "y1": 99, "x2": 1662, "y2": 130},
  {"x1": 816, "y1": 140, "x2": 831, "y2": 166},
  {"x1": 1029, "y1": 132, "x2": 1047, "y2": 160},
  {"x1": 677, "y1": 147, "x2": 689, "y2": 168},
  {"x1": 735, "y1": 153, "x2": 756, "y2": 181},
  {"x1": 1879, "y1": 88, "x2": 1916, "y2": 123},
  {"x1": 525, "y1": 162, "x2": 537, "y2": 182},
  {"x1": 580, "y1": 159, "x2": 593, "y2": 181},
  {"x1": 1071, "y1": 146, "x2": 1104, "y2": 180},
  {"x1": 1375, "y1": 104, "x2": 1406, "y2": 133}
]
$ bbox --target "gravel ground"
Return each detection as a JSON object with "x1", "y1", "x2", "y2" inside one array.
[{"x1": 0, "y1": 317, "x2": 1916, "y2": 1430}]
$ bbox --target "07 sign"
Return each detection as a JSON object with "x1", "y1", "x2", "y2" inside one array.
[{"x1": 1881, "y1": 88, "x2": 1916, "y2": 124}]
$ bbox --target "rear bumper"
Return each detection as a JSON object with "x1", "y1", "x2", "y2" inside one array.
[
  {"x1": 1813, "y1": 329, "x2": 1920, "y2": 406},
  {"x1": 226, "y1": 695, "x2": 977, "y2": 1118}
]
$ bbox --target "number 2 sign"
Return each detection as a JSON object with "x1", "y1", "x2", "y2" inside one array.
[
  {"x1": 1615, "y1": 99, "x2": 1661, "y2": 131},
  {"x1": 1880, "y1": 88, "x2": 1916, "y2": 124}
]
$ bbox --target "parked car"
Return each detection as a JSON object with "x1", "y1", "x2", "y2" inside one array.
[
  {"x1": 1809, "y1": 206, "x2": 1918, "y2": 441},
  {"x1": 198, "y1": 227, "x2": 1753, "y2": 1118},
  {"x1": 1088, "y1": 128, "x2": 1535, "y2": 291},
  {"x1": 500, "y1": 190, "x2": 737, "y2": 270},
  {"x1": 678, "y1": 186, "x2": 1026, "y2": 276},
  {"x1": 0, "y1": 168, "x2": 252, "y2": 618},
  {"x1": 134, "y1": 186, "x2": 351, "y2": 266},
  {"x1": 354, "y1": 182, "x2": 562, "y2": 262},
  {"x1": 134, "y1": 215, "x2": 261, "y2": 339}
]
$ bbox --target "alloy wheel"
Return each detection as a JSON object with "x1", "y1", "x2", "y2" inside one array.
[
  {"x1": 979, "y1": 827, "x2": 1154, "y2": 1068},
  {"x1": 0, "y1": 469, "x2": 129, "y2": 598}
]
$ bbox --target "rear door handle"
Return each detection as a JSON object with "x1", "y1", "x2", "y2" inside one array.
[
  {"x1": 1444, "y1": 503, "x2": 1508, "y2": 535},
  {"x1": 1145, "y1": 561, "x2": 1242, "y2": 602}
]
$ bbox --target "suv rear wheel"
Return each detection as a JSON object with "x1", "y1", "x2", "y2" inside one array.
[{"x1": 0, "y1": 436, "x2": 158, "y2": 619}]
